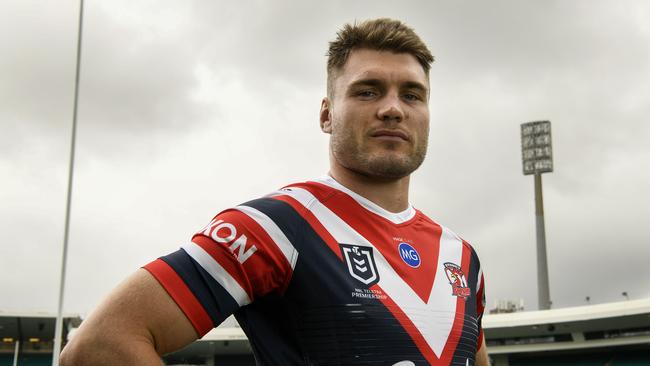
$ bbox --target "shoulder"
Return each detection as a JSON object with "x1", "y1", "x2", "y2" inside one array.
[
  {"x1": 254, "y1": 179, "x2": 342, "y2": 213},
  {"x1": 200, "y1": 179, "x2": 332, "y2": 235}
]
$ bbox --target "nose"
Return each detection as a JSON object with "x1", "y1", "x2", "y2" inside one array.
[{"x1": 377, "y1": 93, "x2": 405, "y2": 123}]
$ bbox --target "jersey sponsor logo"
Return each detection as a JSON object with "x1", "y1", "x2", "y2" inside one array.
[
  {"x1": 444, "y1": 262, "x2": 470, "y2": 299},
  {"x1": 200, "y1": 218, "x2": 258, "y2": 263},
  {"x1": 340, "y1": 244, "x2": 380, "y2": 286},
  {"x1": 398, "y1": 242, "x2": 421, "y2": 268}
]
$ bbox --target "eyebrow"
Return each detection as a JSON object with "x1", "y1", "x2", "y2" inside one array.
[
  {"x1": 348, "y1": 78, "x2": 429, "y2": 94},
  {"x1": 402, "y1": 81, "x2": 429, "y2": 95},
  {"x1": 348, "y1": 78, "x2": 383, "y2": 89}
]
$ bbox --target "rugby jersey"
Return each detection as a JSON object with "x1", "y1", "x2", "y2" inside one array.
[{"x1": 144, "y1": 176, "x2": 486, "y2": 365}]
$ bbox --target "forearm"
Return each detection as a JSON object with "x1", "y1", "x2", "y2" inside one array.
[
  {"x1": 475, "y1": 335, "x2": 490, "y2": 366},
  {"x1": 59, "y1": 269, "x2": 197, "y2": 366}
]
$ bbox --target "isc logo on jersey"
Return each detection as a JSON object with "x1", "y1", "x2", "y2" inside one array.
[
  {"x1": 200, "y1": 219, "x2": 258, "y2": 263},
  {"x1": 398, "y1": 242, "x2": 420, "y2": 268}
]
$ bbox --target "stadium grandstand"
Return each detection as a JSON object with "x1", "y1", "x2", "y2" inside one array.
[
  {"x1": 0, "y1": 311, "x2": 80, "y2": 366},
  {"x1": 484, "y1": 298, "x2": 650, "y2": 365},
  {"x1": 3, "y1": 299, "x2": 650, "y2": 365}
]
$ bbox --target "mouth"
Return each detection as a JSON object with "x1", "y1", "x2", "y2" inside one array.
[{"x1": 370, "y1": 129, "x2": 410, "y2": 141}]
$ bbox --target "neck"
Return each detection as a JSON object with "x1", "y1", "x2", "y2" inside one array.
[{"x1": 329, "y1": 163, "x2": 411, "y2": 213}]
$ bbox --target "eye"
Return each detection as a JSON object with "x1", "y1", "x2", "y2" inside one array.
[
  {"x1": 403, "y1": 93, "x2": 422, "y2": 102},
  {"x1": 357, "y1": 90, "x2": 377, "y2": 98}
]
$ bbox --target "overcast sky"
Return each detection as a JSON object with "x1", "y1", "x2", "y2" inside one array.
[{"x1": 1, "y1": 0, "x2": 649, "y2": 320}]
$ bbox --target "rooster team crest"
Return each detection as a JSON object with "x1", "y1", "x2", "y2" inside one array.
[
  {"x1": 444, "y1": 262, "x2": 471, "y2": 299},
  {"x1": 340, "y1": 244, "x2": 380, "y2": 286}
]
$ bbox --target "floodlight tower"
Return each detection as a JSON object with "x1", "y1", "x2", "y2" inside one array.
[{"x1": 521, "y1": 120, "x2": 553, "y2": 310}]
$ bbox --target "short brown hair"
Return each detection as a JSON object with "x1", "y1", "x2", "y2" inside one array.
[{"x1": 326, "y1": 18, "x2": 434, "y2": 97}]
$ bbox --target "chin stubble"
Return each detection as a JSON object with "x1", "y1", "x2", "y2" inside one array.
[{"x1": 331, "y1": 133, "x2": 427, "y2": 179}]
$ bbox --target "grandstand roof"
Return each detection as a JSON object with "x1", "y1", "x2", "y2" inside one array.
[
  {"x1": 483, "y1": 298, "x2": 650, "y2": 328},
  {"x1": 483, "y1": 299, "x2": 650, "y2": 354},
  {"x1": 0, "y1": 310, "x2": 81, "y2": 342}
]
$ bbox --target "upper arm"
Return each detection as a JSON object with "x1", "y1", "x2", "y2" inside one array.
[
  {"x1": 62, "y1": 268, "x2": 198, "y2": 363},
  {"x1": 142, "y1": 205, "x2": 297, "y2": 335},
  {"x1": 62, "y1": 200, "x2": 297, "y2": 364}
]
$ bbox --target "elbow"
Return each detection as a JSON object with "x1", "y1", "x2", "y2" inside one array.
[
  {"x1": 59, "y1": 333, "x2": 102, "y2": 366},
  {"x1": 58, "y1": 330, "x2": 162, "y2": 366},
  {"x1": 59, "y1": 342, "x2": 81, "y2": 366}
]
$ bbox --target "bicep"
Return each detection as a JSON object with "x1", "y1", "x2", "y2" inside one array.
[{"x1": 70, "y1": 268, "x2": 198, "y2": 356}]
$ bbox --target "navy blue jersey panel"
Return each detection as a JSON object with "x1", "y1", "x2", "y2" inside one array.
[
  {"x1": 473, "y1": 250, "x2": 486, "y2": 331},
  {"x1": 241, "y1": 198, "x2": 428, "y2": 365},
  {"x1": 235, "y1": 296, "x2": 305, "y2": 366},
  {"x1": 160, "y1": 249, "x2": 239, "y2": 326},
  {"x1": 288, "y1": 253, "x2": 429, "y2": 365},
  {"x1": 450, "y1": 251, "x2": 481, "y2": 365}
]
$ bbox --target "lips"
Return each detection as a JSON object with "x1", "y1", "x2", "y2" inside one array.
[{"x1": 370, "y1": 129, "x2": 409, "y2": 141}]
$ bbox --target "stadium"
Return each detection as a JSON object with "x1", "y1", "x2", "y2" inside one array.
[
  {"x1": 3, "y1": 1, "x2": 649, "y2": 366},
  {"x1": 3, "y1": 298, "x2": 649, "y2": 365}
]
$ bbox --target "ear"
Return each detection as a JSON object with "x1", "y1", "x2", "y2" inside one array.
[{"x1": 319, "y1": 97, "x2": 332, "y2": 134}]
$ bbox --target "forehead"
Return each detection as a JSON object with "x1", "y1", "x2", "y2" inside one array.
[{"x1": 337, "y1": 49, "x2": 429, "y2": 88}]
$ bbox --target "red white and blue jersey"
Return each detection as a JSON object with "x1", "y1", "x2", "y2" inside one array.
[{"x1": 144, "y1": 176, "x2": 486, "y2": 366}]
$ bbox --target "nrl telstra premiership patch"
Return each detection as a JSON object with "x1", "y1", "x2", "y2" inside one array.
[{"x1": 339, "y1": 243, "x2": 380, "y2": 286}]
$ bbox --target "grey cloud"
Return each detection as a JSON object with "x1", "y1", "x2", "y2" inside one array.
[{"x1": 1, "y1": 0, "x2": 649, "y2": 315}]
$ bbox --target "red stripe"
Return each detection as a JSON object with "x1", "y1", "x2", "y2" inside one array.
[
  {"x1": 143, "y1": 259, "x2": 213, "y2": 336},
  {"x1": 193, "y1": 209, "x2": 295, "y2": 299},
  {"x1": 476, "y1": 271, "x2": 485, "y2": 317}
]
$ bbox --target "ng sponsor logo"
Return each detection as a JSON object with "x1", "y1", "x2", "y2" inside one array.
[
  {"x1": 200, "y1": 218, "x2": 258, "y2": 263},
  {"x1": 398, "y1": 242, "x2": 421, "y2": 268}
]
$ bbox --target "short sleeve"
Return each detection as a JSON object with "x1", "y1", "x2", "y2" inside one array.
[{"x1": 143, "y1": 201, "x2": 298, "y2": 337}]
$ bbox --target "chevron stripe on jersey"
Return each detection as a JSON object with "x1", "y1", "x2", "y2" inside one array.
[{"x1": 271, "y1": 185, "x2": 480, "y2": 363}]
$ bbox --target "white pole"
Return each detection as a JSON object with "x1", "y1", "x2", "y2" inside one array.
[
  {"x1": 534, "y1": 172, "x2": 551, "y2": 310},
  {"x1": 12, "y1": 340, "x2": 20, "y2": 366},
  {"x1": 52, "y1": 0, "x2": 85, "y2": 365}
]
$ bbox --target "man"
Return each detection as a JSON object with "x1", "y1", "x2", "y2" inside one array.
[{"x1": 61, "y1": 18, "x2": 489, "y2": 366}]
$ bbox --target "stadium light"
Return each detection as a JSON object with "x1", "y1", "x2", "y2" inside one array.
[
  {"x1": 521, "y1": 121, "x2": 553, "y2": 175},
  {"x1": 521, "y1": 120, "x2": 553, "y2": 310}
]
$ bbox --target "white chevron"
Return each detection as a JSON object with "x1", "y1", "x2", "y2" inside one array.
[{"x1": 277, "y1": 187, "x2": 464, "y2": 357}]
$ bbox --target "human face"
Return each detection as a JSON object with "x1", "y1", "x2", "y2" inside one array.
[{"x1": 320, "y1": 49, "x2": 430, "y2": 180}]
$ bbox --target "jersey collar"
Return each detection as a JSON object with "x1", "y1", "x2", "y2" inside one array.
[{"x1": 312, "y1": 175, "x2": 417, "y2": 225}]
